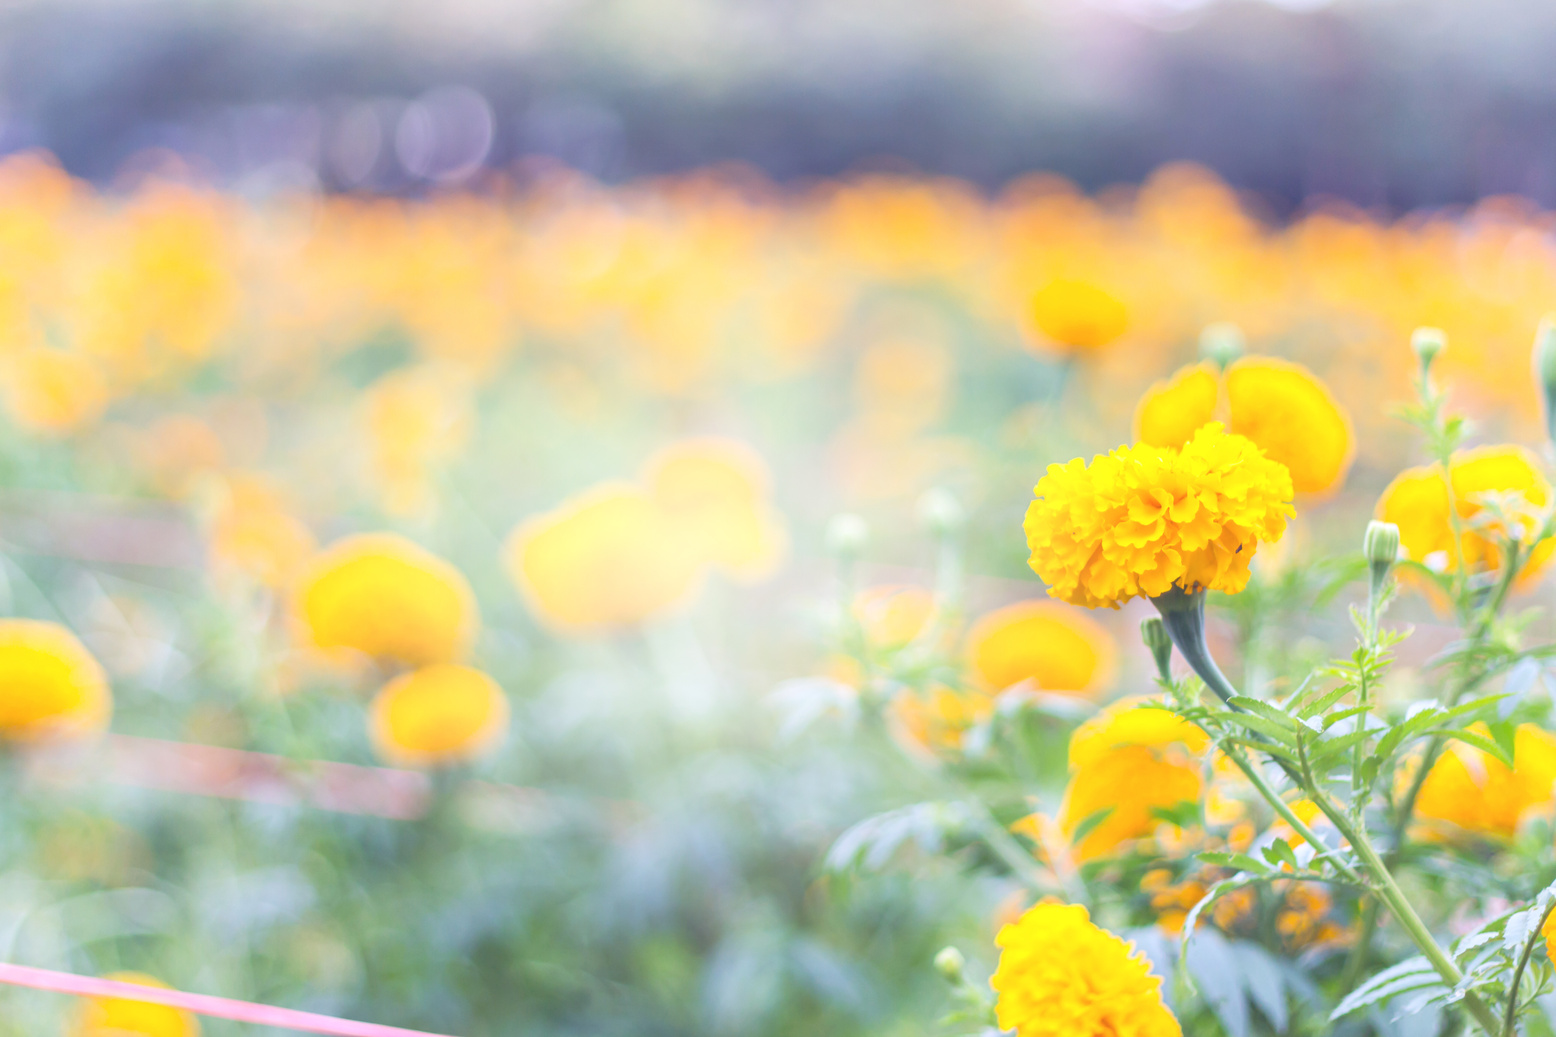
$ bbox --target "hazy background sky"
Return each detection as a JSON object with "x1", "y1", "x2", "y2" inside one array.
[{"x1": 3, "y1": 0, "x2": 1554, "y2": 210}]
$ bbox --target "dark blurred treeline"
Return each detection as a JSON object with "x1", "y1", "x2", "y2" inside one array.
[{"x1": 2, "y1": 0, "x2": 1556, "y2": 212}]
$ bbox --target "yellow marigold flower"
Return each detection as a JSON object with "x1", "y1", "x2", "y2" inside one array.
[
  {"x1": 853, "y1": 585, "x2": 936, "y2": 651},
  {"x1": 1413, "y1": 723, "x2": 1556, "y2": 839},
  {"x1": 295, "y1": 533, "x2": 477, "y2": 666},
  {"x1": 1024, "y1": 423, "x2": 1294, "y2": 609},
  {"x1": 964, "y1": 599, "x2": 1116, "y2": 697},
  {"x1": 642, "y1": 438, "x2": 787, "y2": 582},
  {"x1": 991, "y1": 902, "x2": 1181, "y2": 1037},
  {"x1": 505, "y1": 483, "x2": 702, "y2": 635},
  {"x1": 1377, "y1": 446, "x2": 1555, "y2": 587},
  {"x1": 69, "y1": 972, "x2": 199, "y2": 1037},
  {"x1": 1028, "y1": 279, "x2": 1129, "y2": 353},
  {"x1": 889, "y1": 683, "x2": 993, "y2": 753},
  {"x1": 0, "y1": 619, "x2": 111, "y2": 742},
  {"x1": 1062, "y1": 697, "x2": 1207, "y2": 860},
  {"x1": 363, "y1": 365, "x2": 471, "y2": 517},
  {"x1": 369, "y1": 664, "x2": 509, "y2": 768},
  {"x1": 1134, "y1": 358, "x2": 1352, "y2": 496},
  {"x1": 1543, "y1": 907, "x2": 1556, "y2": 965},
  {"x1": 1, "y1": 347, "x2": 108, "y2": 436},
  {"x1": 206, "y1": 474, "x2": 316, "y2": 590}
]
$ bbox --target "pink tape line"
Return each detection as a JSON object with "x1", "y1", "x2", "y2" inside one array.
[{"x1": 0, "y1": 963, "x2": 461, "y2": 1037}]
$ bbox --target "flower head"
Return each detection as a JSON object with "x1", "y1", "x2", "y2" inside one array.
[
  {"x1": 965, "y1": 600, "x2": 1116, "y2": 697},
  {"x1": 1024, "y1": 423, "x2": 1294, "y2": 609},
  {"x1": 1377, "y1": 446, "x2": 1555, "y2": 586},
  {"x1": 1412, "y1": 723, "x2": 1556, "y2": 839},
  {"x1": 853, "y1": 584, "x2": 936, "y2": 651},
  {"x1": 369, "y1": 664, "x2": 509, "y2": 768},
  {"x1": 505, "y1": 483, "x2": 702, "y2": 635},
  {"x1": 1134, "y1": 357, "x2": 1352, "y2": 496},
  {"x1": 0, "y1": 619, "x2": 111, "y2": 742},
  {"x1": 642, "y1": 438, "x2": 786, "y2": 582},
  {"x1": 295, "y1": 533, "x2": 477, "y2": 666},
  {"x1": 991, "y1": 902, "x2": 1181, "y2": 1037},
  {"x1": 1028, "y1": 279, "x2": 1128, "y2": 353},
  {"x1": 889, "y1": 683, "x2": 993, "y2": 753},
  {"x1": 70, "y1": 973, "x2": 200, "y2": 1037},
  {"x1": 1060, "y1": 697, "x2": 1207, "y2": 860}
]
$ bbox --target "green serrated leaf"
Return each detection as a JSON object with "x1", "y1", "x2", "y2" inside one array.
[{"x1": 1330, "y1": 956, "x2": 1441, "y2": 1020}]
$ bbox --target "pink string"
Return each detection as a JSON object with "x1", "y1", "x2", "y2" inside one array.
[{"x1": 0, "y1": 963, "x2": 461, "y2": 1036}]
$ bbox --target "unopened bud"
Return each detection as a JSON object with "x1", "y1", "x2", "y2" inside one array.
[
  {"x1": 1533, "y1": 316, "x2": 1556, "y2": 443},
  {"x1": 1411, "y1": 327, "x2": 1446, "y2": 377},
  {"x1": 917, "y1": 488, "x2": 965, "y2": 536},
  {"x1": 826, "y1": 514, "x2": 869, "y2": 560},
  {"x1": 1199, "y1": 322, "x2": 1245, "y2": 370},
  {"x1": 934, "y1": 946, "x2": 966, "y2": 984},
  {"x1": 1364, "y1": 520, "x2": 1400, "y2": 601},
  {"x1": 1141, "y1": 616, "x2": 1174, "y2": 682}
]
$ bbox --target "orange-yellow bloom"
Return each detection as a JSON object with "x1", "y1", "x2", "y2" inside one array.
[
  {"x1": 1, "y1": 347, "x2": 108, "y2": 436},
  {"x1": 1060, "y1": 697, "x2": 1208, "y2": 861},
  {"x1": 295, "y1": 533, "x2": 477, "y2": 666},
  {"x1": 1028, "y1": 279, "x2": 1128, "y2": 353},
  {"x1": 964, "y1": 599, "x2": 1116, "y2": 697},
  {"x1": 642, "y1": 438, "x2": 786, "y2": 581},
  {"x1": 991, "y1": 902, "x2": 1181, "y2": 1037},
  {"x1": 1134, "y1": 358, "x2": 1353, "y2": 496},
  {"x1": 853, "y1": 585, "x2": 936, "y2": 651},
  {"x1": 1413, "y1": 723, "x2": 1556, "y2": 839},
  {"x1": 369, "y1": 664, "x2": 509, "y2": 767},
  {"x1": 69, "y1": 972, "x2": 199, "y2": 1037},
  {"x1": 1377, "y1": 446, "x2": 1555, "y2": 586},
  {"x1": 505, "y1": 483, "x2": 702, "y2": 635},
  {"x1": 0, "y1": 618, "x2": 111, "y2": 742},
  {"x1": 1025, "y1": 423, "x2": 1294, "y2": 608}
]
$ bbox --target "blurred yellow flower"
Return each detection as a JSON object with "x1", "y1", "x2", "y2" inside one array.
[
  {"x1": 295, "y1": 533, "x2": 477, "y2": 666},
  {"x1": 1028, "y1": 279, "x2": 1128, "y2": 354},
  {"x1": 1025, "y1": 423, "x2": 1294, "y2": 608},
  {"x1": 1135, "y1": 358, "x2": 1352, "y2": 496},
  {"x1": 853, "y1": 585, "x2": 936, "y2": 651},
  {"x1": 364, "y1": 365, "x2": 472, "y2": 517},
  {"x1": 1377, "y1": 446, "x2": 1555, "y2": 586},
  {"x1": 206, "y1": 474, "x2": 316, "y2": 590},
  {"x1": 69, "y1": 973, "x2": 199, "y2": 1037},
  {"x1": 1060, "y1": 698, "x2": 1207, "y2": 861},
  {"x1": 1413, "y1": 723, "x2": 1556, "y2": 839},
  {"x1": 369, "y1": 664, "x2": 509, "y2": 768},
  {"x1": 991, "y1": 902, "x2": 1181, "y2": 1037},
  {"x1": 964, "y1": 599, "x2": 1116, "y2": 697},
  {"x1": 889, "y1": 683, "x2": 993, "y2": 753},
  {"x1": 506, "y1": 483, "x2": 702, "y2": 635},
  {"x1": 642, "y1": 438, "x2": 786, "y2": 582},
  {"x1": 1, "y1": 347, "x2": 108, "y2": 436},
  {"x1": 0, "y1": 619, "x2": 111, "y2": 742}
]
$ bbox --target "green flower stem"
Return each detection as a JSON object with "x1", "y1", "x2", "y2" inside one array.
[
  {"x1": 1155, "y1": 584, "x2": 1501, "y2": 1034},
  {"x1": 1219, "y1": 744, "x2": 1362, "y2": 884}
]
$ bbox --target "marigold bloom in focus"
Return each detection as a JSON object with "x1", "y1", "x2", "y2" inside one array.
[
  {"x1": 642, "y1": 438, "x2": 786, "y2": 581},
  {"x1": 1135, "y1": 358, "x2": 1353, "y2": 496},
  {"x1": 69, "y1": 972, "x2": 199, "y2": 1037},
  {"x1": 1028, "y1": 279, "x2": 1128, "y2": 353},
  {"x1": 1, "y1": 347, "x2": 108, "y2": 436},
  {"x1": 506, "y1": 483, "x2": 702, "y2": 635},
  {"x1": 1060, "y1": 697, "x2": 1208, "y2": 860},
  {"x1": 1025, "y1": 423, "x2": 1294, "y2": 608},
  {"x1": 991, "y1": 902, "x2": 1181, "y2": 1037},
  {"x1": 369, "y1": 664, "x2": 509, "y2": 767},
  {"x1": 1377, "y1": 446, "x2": 1555, "y2": 587},
  {"x1": 1412, "y1": 723, "x2": 1556, "y2": 839},
  {"x1": 965, "y1": 599, "x2": 1116, "y2": 697},
  {"x1": 0, "y1": 619, "x2": 111, "y2": 742},
  {"x1": 295, "y1": 533, "x2": 477, "y2": 666}
]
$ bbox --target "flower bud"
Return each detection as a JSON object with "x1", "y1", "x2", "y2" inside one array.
[
  {"x1": 917, "y1": 488, "x2": 965, "y2": 536},
  {"x1": 1364, "y1": 519, "x2": 1400, "y2": 601},
  {"x1": 1411, "y1": 327, "x2": 1446, "y2": 377},
  {"x1": 1533, "y1": 315, "x2": 1556, "y2": 443},
  {"x1": 825, "y1": 514, "x2": 869, "y2": 560},
  {"x1": 934, "y1": 946, "x2": 966, "y2": 984},
  {"x1": 1199, "y1": 322, "x2": 1245, "y2": 370},
  {"x1": 1141, "y1": 616, "x2": 1174, "y2": 682}
]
